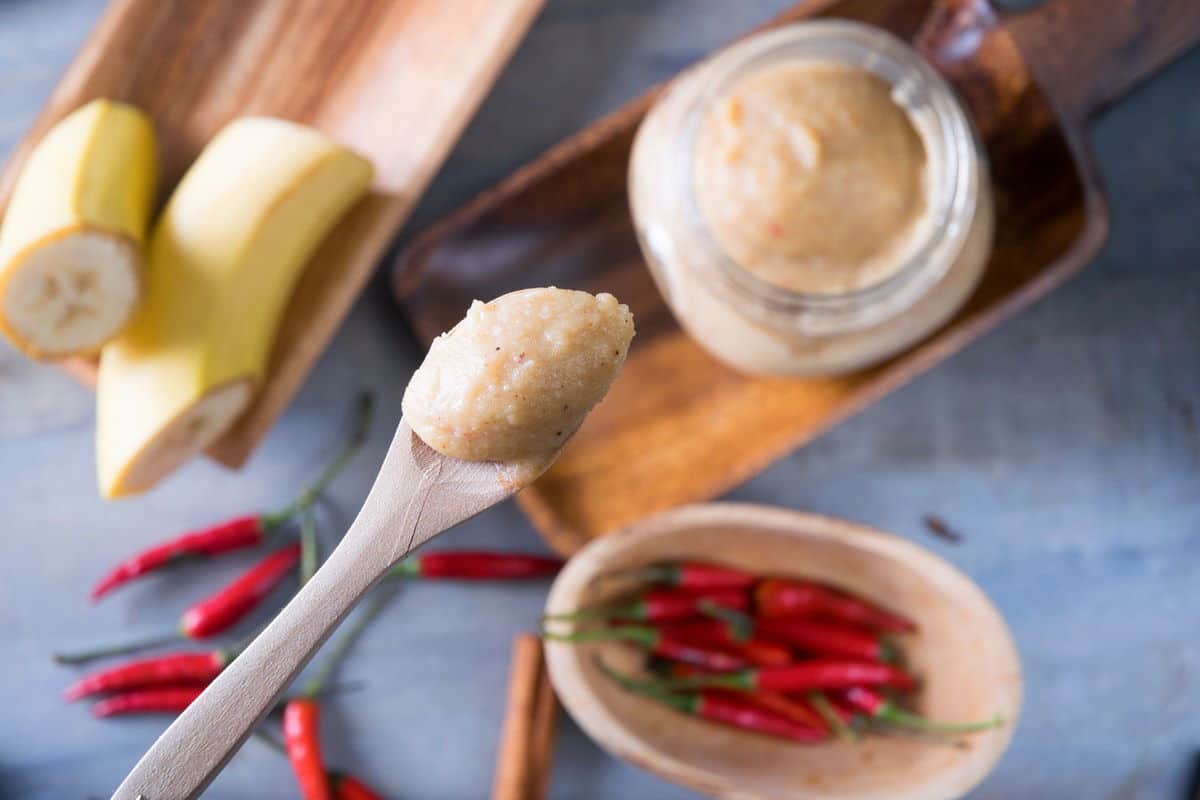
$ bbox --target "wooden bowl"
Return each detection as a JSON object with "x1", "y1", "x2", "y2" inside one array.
[{"x1": 543, "y1": 503, "x2": 1021, "y2": 800}]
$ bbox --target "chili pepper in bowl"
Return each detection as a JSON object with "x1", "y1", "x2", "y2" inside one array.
[
  {"x1": 56, "y1": 543, "x2": 302, "y2": 664},
  {"x1": 755, "y1": 577, "x2": 916, "y2": 633},
  {"x1": 543, "y1": 587, "x2": 748, "y2": 625},
  {"x1": 543, "y1": 625, "x2": 749, "y2": 671},
  {"x1": 702, "y1": 602, "x2": 896, "y2": 662},
  {"x1": 654, "y1": 660, "x2": 828, "y2": 732},
  {"x1": 390, "y1": 550, "x2": 564, "y2": 581},
  {"x1": 661, "y1": 619, "x2": 791, "y2": 667},
  {"x1": 839, "y1": 686, "x2": 1003, "y2": 734},
  {"x1": 646, "y1": 659, "x2": 917, "y2": 694},
  {"x1": 63, "y1": 647, "x2": 240, "y2": 700},
  {"x1": 89, "y1": 393, "x2": 373, "y2": 601},
  {"x1": 610, "y1": 561, "x2": 755, "y2": 591},
  {"x1": 598, "y1": 659, "x2": 825, "y2": 743}
]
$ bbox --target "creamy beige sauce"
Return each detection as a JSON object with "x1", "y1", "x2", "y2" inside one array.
[
  {"x1": 402, "y1": 288, "x2": 635, "y2": 464},
  {"x1": 693, "y1": 62, "x2": 929, "y2": 294}
]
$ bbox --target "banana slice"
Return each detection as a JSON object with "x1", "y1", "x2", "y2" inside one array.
[
  {"x1": 0, "y1": 99, "x2": 157, "y2": 358},
  {"x1": 97, "y1": 117, "x2": 372, "y2": 498}
]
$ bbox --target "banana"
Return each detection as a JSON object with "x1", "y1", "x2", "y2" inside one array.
[
  {"x1": 0, "y1": 99, "x2": 157, "y2": 359},
  {"x1": 97, "y1": 117, "x2": 372, "y2": 498}
]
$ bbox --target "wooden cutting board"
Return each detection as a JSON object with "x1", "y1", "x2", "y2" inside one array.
[
  {"x1": 393, "y1": 0, "x2": 1200, "y2": 555},
  {"x1": 0, "y1": 0, "x2": 546, "y2": 467}
]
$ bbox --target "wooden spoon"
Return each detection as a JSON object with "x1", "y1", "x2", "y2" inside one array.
[{"x1": 111, "y1": 420, "x2": 549, "y2": 800}]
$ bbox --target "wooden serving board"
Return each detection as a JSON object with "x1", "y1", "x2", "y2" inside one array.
[
  {"x1": 0, "y1": 0, "x2": 546, "y2": 467},
  {"x1": 393, "y1": 0, "x2": 1200, "y2": 556}
]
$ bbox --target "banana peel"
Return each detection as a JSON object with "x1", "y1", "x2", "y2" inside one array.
[
  {"x1": 97, "y1": 117, "x2": 372, "y2": 499},
  {"x1": 0, "y1": 99, "x2": 157, "y2": 359}
]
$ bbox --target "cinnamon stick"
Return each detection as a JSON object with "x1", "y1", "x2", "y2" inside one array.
[{"x1": 491, "y1": 633, "x2": 559, "y2": 800}]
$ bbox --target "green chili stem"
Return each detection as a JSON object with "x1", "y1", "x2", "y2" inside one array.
[
  {"x1": 302, "y1": 583, "x2": 395, "y2": 698},
  {"x1": 264, "y1": 392, "x2": 374, "y2": 527},
  {"x1": 298, "y1": 508, "x2": 319, "y2": 587},
  {"x1": 878, "y1": 703, "x2": 1004, "y2": 734}
]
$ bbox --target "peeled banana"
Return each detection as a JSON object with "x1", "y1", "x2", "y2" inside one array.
[
  {"x1": 97, "y1": 117, "x2": 372, "y2": 498},
  {"x1": 0, "y1": 99, "x2": 157, "y2": 359}
]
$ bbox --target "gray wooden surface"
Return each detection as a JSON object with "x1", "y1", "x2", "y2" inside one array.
[{"x1": 1, "y1": 1, "x2": 1198, "y2": 798}]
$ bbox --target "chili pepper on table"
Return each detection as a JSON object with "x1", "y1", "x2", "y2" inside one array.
[
  {"x1": 89, "y1": 393, "x2": 373, "y2": 601},
  {"x1": 598, "y1": 659, "x2": 825, "y2": 743},
  {"x1": 646, "y1": 659, "x2": 917, "y2": 693},
  {"x1": 542, "y1": 625, "x2": 749, "y2": 671},
  {"x1": 330, "y1": 773, "x2": 385, "y2": 800},
  {"x1": 611, "y1": 561, "x2": 756, "y2": 591},
  {"x1": 56, "y1": 543, "x2": 302, "y2": 664},
  {"x1": 92, "y1": 679, "x2": 361, "y2": 720},
  {"x1": 839, "y1": 686, "x2": 1003, "y2": 734},
  {"x1": 285, "y1": 699, "x2": 331, "y2": 800},
  {"x1": 284, "y1": 587, "x2": 396, "y2": 800},
  {"x1": 543, "y1": 587, "x2": 748, "y2": 624},
  {"x1": 92, "y1": 685, "x2": 206, "y2": 718},
  {"x1": 255, "y1": 729, "x2": 385, "y2": 800},
  {"x1": 702, "y1": 602, "x2": 896, "y2": 663},
  {"x1": 661, "y1": 619, "x2": 792, "y2": 667},
  {"x1": 390, "y1": 550, "x2": 564, "y2": 581},
  {"x1": 63, "y1": 648, "x2": 239, "y2": 700},
  {"x1": 754, "y1": 577, "x2": 917, "y2": 633}
]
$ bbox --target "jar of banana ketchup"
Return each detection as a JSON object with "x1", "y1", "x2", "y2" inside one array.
[{"x1": 629, "y1": 20, "x2": 993, "y2": 376}]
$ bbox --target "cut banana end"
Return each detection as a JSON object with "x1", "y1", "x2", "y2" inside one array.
[
  {"x1": 97, "y1": 117, "x2": 373, "y2": 499},
  {"x1": 0, "y1": 99, "x2": 157, "y2": 358},
  {"x1": 100, "y1": 379, "x2": 254, "y2": 498},
  {"x1": 0, "y1": 231, "x2": 139, "y2": 357}
]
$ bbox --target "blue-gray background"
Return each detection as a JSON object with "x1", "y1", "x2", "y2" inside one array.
[{"x1": 2, "y1": 1, "x2": 1198, "y2": 798}]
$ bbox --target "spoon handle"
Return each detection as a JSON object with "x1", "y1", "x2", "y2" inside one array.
[
  {"x1": 111, "y1": 424, "x2": 440, "y2": 800},
  {"x1": 110, "y1": 518, "x2": 391, "y2": 799}
]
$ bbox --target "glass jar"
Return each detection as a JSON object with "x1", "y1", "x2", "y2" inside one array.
[{"x1": 629, "y1": 21, "x2": 994, "y2": 376}]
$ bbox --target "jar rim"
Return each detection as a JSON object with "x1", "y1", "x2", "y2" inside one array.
[{"x1": 676, "y1": 20, "x2": 983, "y2": 330}]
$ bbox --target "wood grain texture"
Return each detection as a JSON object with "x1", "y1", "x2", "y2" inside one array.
[
  {"x1": 543, "y1": 503, "x2": 1020, "y2": 800},
  {"x1": 0, "y1": 0, "x2": 547, "y2": 468},
  {"x1": 112, "y1": 419, "x2": 528, "y2": 799},
  {"x1": 393, "y1": 0, "x2": 1200, "y2": 556}
]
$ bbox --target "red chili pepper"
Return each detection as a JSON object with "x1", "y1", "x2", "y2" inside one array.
[
  {"x1": 182, "y1": 544, "x2": 301, "y2": 637},
  {"x1": 598, "y1": 660, "x2": 824, "y2": 743},
  {"x1": 543, "y1": 625, "x2": 749, "y2": 671},
  {"x1": 391, "y1": 550, "x2": 563, "y2": 580},
  {"x1": 89, "y1": 393, "x2": 373, "y2": 602},
  {"x1": 662, "y1": 619, "x2": 791, "y2": 667},
  {"x1": 56, "y1": 544, "x2": 302, "y2": 665},
  {"x1": 840, "y1": 686, "x2": 1003, "y2": 734},
  {"x1": 614, "y1": 561, "x2": 755, "y2": 591},
  {"x1": 754, "y1": 578, "x2": 916, "y2": 633},
  {"x1": 660, "y1": 661, "x2": 827, "y2": 732},
  {"x1": 701, "y1": 602, "x2": 894, "y2": 663},
  {"x1": 282, "y1": 590, "x2": 395, "y2": 800},
  {"x1": 756, "y1": 618, "x2": 895, "y2": 662},
  {"x1": 657, "y1": 660, "x2": 917, "y2": 694},
  {"x1": 330, "y1": 773, "x2": 385, "y2": 800},
  {"x1": 63, "y1": 649, "x2": 235, "y2": 701},
  {"x1": 91, "y1": 685, "x2": 205, "y2": 718},
  {"x1": 544, "y1": 588, "x2": 748, "y2": 624},
  {"x1": 285, "y1": 699, "x2": 332, "y2": 800},
  {"x1": 90, "y1": 516, "x2": 269, "y2": 601}
]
